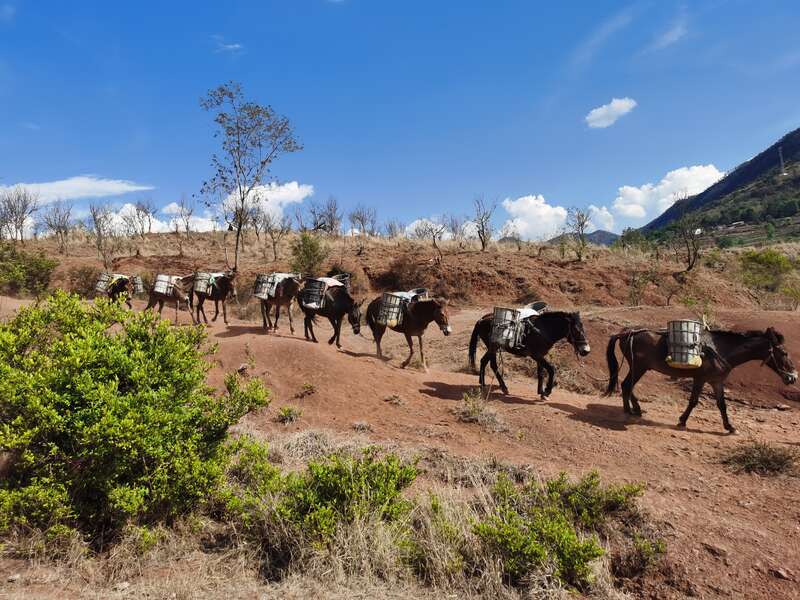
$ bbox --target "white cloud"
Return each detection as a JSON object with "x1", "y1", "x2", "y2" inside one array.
[
  {"x1": 611, "y1": 164, "x2": 725, "y2": 221},
  {"x1": 500, "y1": 195, "x2": 568, "y2": 241},
  {"x1": 585, "y1": 97, "x2": 637, "y2": 128},
  {"x1": 647, "y1": 16, "x2": 688, "y2": 52},
  {"x1": 0, "y1": 4, "x2": 15, "y2": 23},
  {"x1": 0, "y1": 175, "x2": 154, "y2": 203},
  {"x1": 105, "y1": 203, "x2": 221, "y2": 234},
  {"x1": 212, "y1": 35, "x2": 243, "y2": 54},
  {"x1": 223, "y1": 180, "x2": 314, "y2": 219},
  {"x1": 588, "y1": 205, "x2": 614, "y2": 231},
  {"x1": 161, "y1": 202, "x2": 182, "y2": 215},
  {"x1": 570, "y1": 8, "x2": 634, "y2": 70}
]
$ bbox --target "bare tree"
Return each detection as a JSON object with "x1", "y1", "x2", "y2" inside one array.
[
  {"x1": 413, "y1": 218, "x2": 447, "y2": 263},
  {"x1": 88, "y1": 203, "x2": 123, "y2": 269},
  {"x1": 445, "y1": 214, "x2": 467, "y2": 248},
  {"x1": 348, "y1": 204, "x2": 377, "y2": 236},
  {"x1": 0, "y1": 186, "x2": 39, "y2": 243},
  {"x1": 200, "y1": 81, "x2": 302, "y2": 270},
  {"x1": 565, "y1": 207, "x2": 591, "y2": 261},
  {"x1": 306, "y1": 196, "x2": 342, "y2": 235},
  {"x1": 383, "y1": 218, "x2": 405, "y2": 239},
  {"x1": 258, "y1": 210, "x2": 293, "y2": 261},
  {"x1": 670, "y1": 196, "x2": 702, "y2": 273},
  {"x1": 175, "y1": 194, "x2": 195, "y2": 237},
  {"x1": 40, "y1": 200, "x2": 73, "y2": 255},
  {"x1": 472, "y1": 196, "x2": 497, "y2": 252},
  {"x1": 499, "y1": 221, "x2": 523, "y2": 252},
  {"x1": 121, "y1": 199, "x2": 157, "y2": 239}
]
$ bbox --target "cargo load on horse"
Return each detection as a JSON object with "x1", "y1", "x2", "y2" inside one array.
[
  {"x1": 153, "y1": 274, "x2": 183, "y2": 297},
  {"x1": 666, "y1": 320, "x2": 703, "y2": 369},
  {"x1": 375, "y1": 288, "x2": 429, "y2": 328},
  {"x1": 253, "y1": 273, "x2": 302, "y2": 300},
  {"x1": 490, "y1": 301, "x2": 548, "y2": 352},
  {"x1": 300, "y1": 277, "x2": 345, "y2": 310}
]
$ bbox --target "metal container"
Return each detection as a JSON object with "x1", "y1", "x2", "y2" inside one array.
[
  {"x1": 253, "y1": 274, "x2": 272, "y2": 300},
  {"x1": 95, "y1": 272, "x2": 112, "y2": 294},
  {"x1": 302, "y1": 278, "x2": 327, "y2": 308},
  {"x1": 333, "y1": 273, "x2": 351, "y2": 290},
  {"x1": 491, "y1": 307, "x2": 523, "y2": 350},
  {"x1": 153, "y1": 274, "x2": 176, "y2": 296},
  {"x1": 409, "y1": 287, "x2": 429, "y2": 301},
  {"x1": 666, "y1": 320, "x2": 703, "y2": 369},
  {"x1": 193, "y1": 272, "x2": 212, "y2": 295},
  {"x1": 131, "y1": 275, "x2": 144, "y2": 294},
  {"x1": 377, "y1": 292, "x2": 406, "y2": 327}
]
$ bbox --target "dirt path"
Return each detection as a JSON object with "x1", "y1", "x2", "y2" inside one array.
[{"x1": 2, "y1": 296, "x2": 799, "y2": 598}]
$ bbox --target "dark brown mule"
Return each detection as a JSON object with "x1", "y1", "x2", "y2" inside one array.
[
  {"x1": 144, "y1": 275, "x2": 196, "y2": 324},
  {"x1": 605, "y1": 327, "x2": 797, "y2": 433},
  {"x1": 192, "y1": 271, "x2": 238, "y2": 326},
  {"x1": 106, "y1": 276, "x2": 134, "y2": 308},
  {"x1": 468, "y1": 311, "x2": 591, "y2": 398},
  {"x1": 262, "y1": 277, "x2": 302, "y2": 334},
  {"x1": 298, "y1": 285, "x2": 363, "y2": 348},
  {"x1": 366, "y1": 296, "x2": 451, "y2": 370}
]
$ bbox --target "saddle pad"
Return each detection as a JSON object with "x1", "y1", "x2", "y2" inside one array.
[{"x1": 317, "y1": 277, "x2": 344, "y2": 288}]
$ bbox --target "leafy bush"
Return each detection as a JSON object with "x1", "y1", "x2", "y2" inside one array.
[
  {"x1": 0, "y1": 292, "x2": 269, "y2": 541},
  {"x1": 290, "y1": 232, "x2": 329, "y2": 276},
  {"x1": 277, "y1": 405, "x2": 303, "y2": 424},
  {"x1": 721, "y1": 441, "x2": 797, "y2": 476},
  {"x1": 66, "y1": 264, "x2": 102, "y2": 297},
  {"x1": 0, "y1": 242, "x2": 58, "y2": 296},
  {"x1": 740, "y1": 248, "x2": 794, "y2": 291}
]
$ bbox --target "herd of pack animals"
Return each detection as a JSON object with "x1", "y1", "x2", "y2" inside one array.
[{"x1": 95, "y1": 266, "x2": 799, "y2": 435}]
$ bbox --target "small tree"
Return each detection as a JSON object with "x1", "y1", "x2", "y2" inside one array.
[
  {"x1": 565, "y1": 207, "x2": 591, "y2": 261},
  {"x1": 348, "y1": 204, "x2": 377, "y2": 236},
  {"x1": 383, "y1": 219, "x2": 405, "y2": 239},
  {"x1": 0, "y1": 186, "x2": 39, "y2": 243},
  {"x1": 472, "y1": 196, "x2": 496, "y2": 252},
  {"x1": 40, "y1": 200, "x2": 73, "y2": 255},
  {"x1": 290, "y1": 232, "x2": 329, "y2": 276},
  {"x1": 413, "y1": 218, "x2": 447, "y2": 263},
  {"x1": 445, "y1": 214, "x2": 468, "y2": 248},
  {"x1": 201, "y1": 81, "x2": 302, "y2": 270},
  {"x1": 121, "y1": 199, "x2": 157, "y2": 240},
  {"x1": 307, "y1": 196, "x2": 342, "y2": 235},
  {"x1": 175, "y1": 194, "x2": 195, "y2": 237},
  {"x1": 499, "y1": 221, "x2": 523, "y2": 251},
  {"x1": 88, "y1": 202, "x2": 123, "y2": 269},
  {"x1": 259, "y1": 210, "x2": 293, "y2": 261}
]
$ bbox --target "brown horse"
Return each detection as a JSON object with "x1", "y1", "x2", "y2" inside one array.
[
  {"x1": 366, "y1": 296, "x2": 451, "y2": 370},
  {"x1": 106, "y1": 276, "x2": 135, "y2": 308},
  {"x1": 298, "y1": 285, "x2": 363, "y2": 348},
  {"x1": 468, "y1": 311, "x2": 590, "y2": 398},
  {"x1": 192, "y1": 271, "x2": 238, "y2": 326},
  {"x1": 261, "y1": 276, "x2": 302, "y2": 334},
  {"x1": 605, "y1": 327, "x2": 797, "y2": 433},
  {"x1": 144, "y1": 275, "x2": 196, "y2": 324}
]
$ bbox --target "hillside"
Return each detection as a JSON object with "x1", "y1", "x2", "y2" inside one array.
[
  {"x1": 645, "y1": 127, "x2": 800, "y2": 231},
  {"x1": 547, "y1": 229, "x2": 620, "y2": 246}
]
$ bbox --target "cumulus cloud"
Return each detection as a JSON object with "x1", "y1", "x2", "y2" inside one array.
[
  {"x1": 585, "y1": 97, "x2": 637, "y2": 128},
  {"x1": 222, "y1": 180, "x2": 314, "y2": 219},
  {"x1": 612, "y1": 164, "x2": 724, "y2": 220},
  {"x1": 0, "y1": 175, "x2": 153, "y2": 203},
  {"x1": 500, "y1": 195, "x2": 568, "y2": 241},
  {"x1": 105, "y1": 202, "x2": 221, "y2": 234},
  {"x1": 588, "y1": 205, "x2": 614, "y2": 231}
]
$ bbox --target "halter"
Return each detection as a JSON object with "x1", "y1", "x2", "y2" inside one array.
[
  {"x1": 565, "y1": 316, "x2": 588, "y2": 352},
  {"x1": 762, "y1": 339, "x2": 795, "y2": 379}
]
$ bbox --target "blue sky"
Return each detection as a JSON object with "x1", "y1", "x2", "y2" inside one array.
[{"x1": 1, "y1": 0, "x2": 799, "y2": 237}]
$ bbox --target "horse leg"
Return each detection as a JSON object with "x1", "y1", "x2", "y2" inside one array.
[
  {"x1": 418, "y1": 335, "x2": 427, "y2": 372},
  {"x1": 158, "y1": 299, "x2": 164, "y2": 316},
  {"x1": 540, "y1": 357, "x2": 556, "y2": 397},
  {"x1": 678, "y1": 378, "x2": 705, "y2": 428},
  {"x1": 212, "y1": 299, "x2": 220, "y2": 322},
  {"x1": 479, "y1": 351, "x2": 490, "y2": 389},
  {"x1": 306, "y1": 315, "x2": 318, "y2": 343},
  {"x1": 274, "y1": 304, "x2": 281, "y2": 331},
  {"x1": 222, "y1": 300, "x2": 228, "y2": 326},
  {"x1": 712, "y1": 381, "x2": 736, "y2": 433},
  {"x1": 400, "y1": 333, "x2": 415, "y2": 368},
  {"x1": 197, "y1": 297, "x2": 208, "y2": 324},
  {"x1": 327, "y1": 317, "x2": 338, "y2": 345},
  {"x1": 261, "y1": 301, "x2": 269, "y2": 330},
  {"x1": 489, "y1": 352, "x2": 509, "y2": 395},
  {"x1": 535, "y1": 360, "x2": 545, "y2": 397},
  {"x1": 374, "y1": 327, "x2": 386, "y2": 359},
  {"x1": 287, "y1": 302, "x2": 295, "y2": 335},
  {"x1": 621, "y1": 367, "x2": 646, "y2": 415}
]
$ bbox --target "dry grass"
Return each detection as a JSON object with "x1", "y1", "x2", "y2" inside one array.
[
  {"x1": 452, "y1": 387, "x2": 509, "y2": 433},
  {"x1": 721, "y1": 440, "x2": 798, "y2": 476}
]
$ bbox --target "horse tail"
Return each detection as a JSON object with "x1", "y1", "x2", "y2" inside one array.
[
  {"x1": 604, "y1": 333, "x2": 624, "y2": 396},
  {"x1": 468, "y1": 320, "x2": 482, "y2": 373}
]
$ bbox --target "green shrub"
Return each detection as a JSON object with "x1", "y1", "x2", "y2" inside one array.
[
  {"x1": 740, "y1": 248, "x2": 794, "y2": 291},
  {"x1": 0, "y1": 292, "x2": 269, "y2": 541},
  {"x1": 0, "y1": 242, "x2": 58, "y2": 296},
  {"x1": 277, "y1": 405, "x2": 303, "y2": 424},
  {"x1": 290, "y1": 232, "x2": 329, "y2": 276},
  {"x1": 278, "y1": 449, "x2": 417, "y2": 541}
]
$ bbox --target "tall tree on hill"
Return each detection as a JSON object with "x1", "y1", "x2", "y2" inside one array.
[
  {"x1": 667, "y1": 192, "x2": 702, "y2": 273},
  {"x1": 40, "y1": 200, "x2": 73, "y2": 255},
  {"x1": 0, "y1": 186, "x2": 39, "y2": 243},
  {"x1": 565, "y1": 207, "x2": 591, "y2": 261},
  {"x1": 472, "y1": 196, "x2": 496, "y2": 252},
  {"x1": 200, "y1": 81, "x2": 302, "y2": 270}
]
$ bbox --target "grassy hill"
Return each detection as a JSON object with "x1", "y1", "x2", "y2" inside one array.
[{"x1": 644, "y1": 127, "x2": 800, "y2": 232}]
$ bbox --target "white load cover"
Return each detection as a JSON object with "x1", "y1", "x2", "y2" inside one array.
[{"x1": 316, "y1": 277, "x2": 344, "y2": 288}]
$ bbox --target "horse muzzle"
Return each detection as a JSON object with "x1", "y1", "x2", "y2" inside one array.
[
  {"x1": 578, "y1": 344, "x2": 591, "y2": 356},
  {"x1": 441, "y1": 325, "x2": 452, "y2": 336},
  {"x1": 784, "y1": 371, "x2": 798, "y2": 385}
]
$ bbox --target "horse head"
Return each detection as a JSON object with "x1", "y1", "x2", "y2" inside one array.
[
  {"x1": 224, "y1": 269, "x2": 238, "y2": 301},
  {"x1": 348, "y1": 298, "x2": 364, "y2": 335},
  {"x1": 764, "y1": 327, "x2": 797, "y2": 385},
  {"x1": 429, "y1": 297, "x2": 452, "y2": 336},
  {"x1": 566, "y1": 312, "x2": 591, "y2": 357}
]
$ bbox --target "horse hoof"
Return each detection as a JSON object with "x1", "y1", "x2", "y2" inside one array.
[
  {"x1": 726, "y1": 428, "x2": 738, "y2": 435},
  {"x1": 676, "y1": 422, "x2": 686, "y2": 429}
]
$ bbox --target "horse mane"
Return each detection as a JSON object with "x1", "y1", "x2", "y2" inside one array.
[
  {"x1": 536, "y1": 311, "x2": 578, "y2": 321},
  {"x1": 712, "y1": 328, "x2": 784, "y2": 344}
]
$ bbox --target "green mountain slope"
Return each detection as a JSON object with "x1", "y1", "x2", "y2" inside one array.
[{"x1": 644, "y1": 127, "x2": 800, "y2": 231}]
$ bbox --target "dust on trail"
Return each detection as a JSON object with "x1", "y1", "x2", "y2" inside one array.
[{"x1": 2, "y1": 295, "x2": 799, "y2": 598}]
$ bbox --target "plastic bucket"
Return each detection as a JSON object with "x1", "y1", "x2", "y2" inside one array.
[
  {"x1": 95, "y1": 272, "x2": 112, "y2": 294},
  {"x1": 666, "y1": 320, "x2": 703, "y2": 369},
  {"x1": 153, "y1": 274, "x2": 174, "y2": 296},
  {"x1": 377, "y1": 292, "x2": 406, "y2": 327},
  {"x1": 491, "y1": 307, "x2": 522, "y2": 349},
  {"x1": 302, "y1": 278, "x2": 327, "y2": 308},
  {"x1": 194, "y1": 272, "x2": 212, "y2": 295}
]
